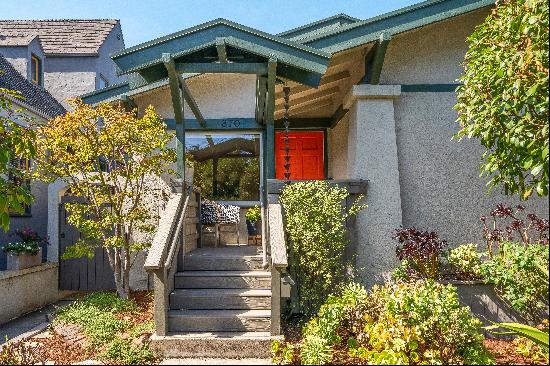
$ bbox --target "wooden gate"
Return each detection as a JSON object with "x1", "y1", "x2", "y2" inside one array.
[{"x1": 58, "y1": 196, "x2": 115, "y2": 291}]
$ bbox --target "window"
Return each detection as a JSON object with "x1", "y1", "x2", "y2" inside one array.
[
  {"x1": 8, "y1": 158, "x2": 31, "y2": 216},
  {"x1": 186, "y1": 133, "x2": 261, "y2": 201},
  {"x1": 30, "y1": 54, "x2": 42, "y2": 86},
  {"x1": 97, "y1": 74, "x2": 109, "y2": 90}
]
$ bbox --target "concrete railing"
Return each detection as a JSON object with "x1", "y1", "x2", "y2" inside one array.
[{"x1": 145, "y1": 183, "x2": 199, "y2": 336}]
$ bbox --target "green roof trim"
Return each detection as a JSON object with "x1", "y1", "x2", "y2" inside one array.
[
  {"x1": 301, "y1": 0, "x2": 493, "y2": 53},
  {"x1": 80, "y1": 82, "x2": 130, "y2": 105},
  {"x1": 110, "y1": 18, "x2": 330, "y2": 78},
  {"x1": 277, "y1": 13, "x2": 360, "y2": 40}
]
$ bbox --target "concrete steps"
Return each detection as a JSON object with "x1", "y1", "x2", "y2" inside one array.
[
  {"x1": 151, "y1": 332, "x2": 282, "y2": 359},
  {"x1": 170, "y1": 288, "x2": 271, "y2": 310},
  {"x1": 174, "y1": 270, "x2": 271, "y2": 289},
  {"x1": 168, "y1": 309, "x2": 271, "y2": 332},
  {"x1": 162, "y1": 246, "x2": 274, "y2": 356}
]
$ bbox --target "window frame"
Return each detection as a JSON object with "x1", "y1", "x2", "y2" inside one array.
[
  {"x1": 30, "y1": 54, "x2": 42, "y2": 86},
  {"x1": 97, "y1": 74, "x2": 109, "y2": 90}
]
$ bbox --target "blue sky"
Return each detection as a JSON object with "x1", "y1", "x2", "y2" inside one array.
[{"x1": 1, "y1": 0, "x2": 419, "y2": 47}]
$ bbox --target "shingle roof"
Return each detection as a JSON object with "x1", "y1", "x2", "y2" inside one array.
[
  {"x1": 0, "y1": 55, "x2": 66, "y2": 118},
  {"x1": 0, "y1": 19, "x2": 118, "y2": 56},
  {"x1": 0, "y1": 35, "x2": 38, "y2": 47}
]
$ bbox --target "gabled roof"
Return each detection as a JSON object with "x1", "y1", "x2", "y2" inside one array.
[
  {"x1": 0, "y1": 19, "x2": 119, "y2": 56},
  {"x1": 0, "y1": 35, "x2": 38, "y2": 47},
  {"x1": 277, "y1": 14, "x2": 360, "y2": 42},
  {"x1": 300, "y1": 0, "x2": 494, "y2": 53},
  {"x1": 0, "y1": 55, "x2": 66, "y2": 118},
  {"x1": 111, "y1": 18, "x2": 330, "y2": 79}
]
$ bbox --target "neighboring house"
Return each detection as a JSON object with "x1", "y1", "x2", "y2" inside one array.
[
  {"x1": 79, "y1": 0, "x2": 549, "y2": 352},
  {"x1": 0, "y1": 54, "x2": 66, "y2": 270},
  {"x1": 0, "y1": 19, "x2": 126, "y2": 109}
]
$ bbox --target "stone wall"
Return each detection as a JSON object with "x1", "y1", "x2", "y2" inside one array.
[{"x1": 0, "y1": 263, "x2": 61, "y2": 324}]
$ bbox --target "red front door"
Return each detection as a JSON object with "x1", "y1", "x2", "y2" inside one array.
[{"x1": 275, "y1": 131, "x2": 325, "y2": 180}]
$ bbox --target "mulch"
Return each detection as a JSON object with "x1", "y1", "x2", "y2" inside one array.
[{"x1": 484, "y1": 339, "x2": 548, "y2": 365}]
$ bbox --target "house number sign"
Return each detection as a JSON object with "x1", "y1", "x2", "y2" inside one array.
[{"x1": 219, "y1": 119, "x2": 241, "y2": 128}]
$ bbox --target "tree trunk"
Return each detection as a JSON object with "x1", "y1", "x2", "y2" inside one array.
[{"x1": 113, "y1": 248, "x2": 127, "y2": 299}]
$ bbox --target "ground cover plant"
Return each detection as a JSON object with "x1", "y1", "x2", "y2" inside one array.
[
  {"x1": 272, "y1": 281, "x2": 493, "y2": 365},
  {"x1": 279, "y1": 180, "x2": 366, "y2": 315}
]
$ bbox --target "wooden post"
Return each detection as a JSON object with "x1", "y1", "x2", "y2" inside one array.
[
  {"x1": 152, "y1": 269, "x2": 168, "y2": 336},
  {"x1": 271, "y1": 268, "x2": 281, "y2": 335},
  {"x1": 162, "y1": 53, "x2": 186, "y2": 181}
]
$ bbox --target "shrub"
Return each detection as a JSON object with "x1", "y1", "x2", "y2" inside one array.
[
  {"x1": 273, "y1": 281, "x2": 494, "y2": 365},
  {"x1": 279, "y1": 180, "x2": 366, "y2": 315},
  {"x1": 100, "y1": 338, "x2": 156, "y2": 365},
  {"x1": 245, "y1": 205, "x2": 261, "y2": 222},
  {"x1": 445, "y1": 243, "x2": 483, "y2": 280},
  {"x1": 480, "y1": 241, "x2": 549, "y2": 320},
  {"x1": 392, "y1": 227, "x2": 447, "y2": 280}
]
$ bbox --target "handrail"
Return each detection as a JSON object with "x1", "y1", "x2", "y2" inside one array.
[
  {"x1": 144, "y1": 185, "x2": 193, "y2": 271},
  {"x1": 164, "y1": 186, "x2": 193, "y2": 269},
  {"x1": 268, "y1": 203, "x2": 287, "y2": 269}
]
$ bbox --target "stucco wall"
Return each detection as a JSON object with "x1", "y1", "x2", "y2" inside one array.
[
  {"x1": 0, "y1": 47, "x2": 28, "y2": 77},
  {"x1": 95, "y1": 23, "x2": 126, "y2": 89},
  {"x1": 380, "y1": 8, "x2": 490, "y2": 85},
  {"x1": 394, "y1": 91, "x2": 549, "y2": 247},
  {"x1": 0, "y1": 263, "x2": 61, "y2": 324},
  {"x1": 327, "y1": 114, "x2": 349, "y2": 179},
  {"x1": 134, "y1": 73, "x2": 257, "y2": 120}
]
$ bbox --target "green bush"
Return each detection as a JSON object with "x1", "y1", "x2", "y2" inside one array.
[
  {"x1": 273, "y1": 281, "x2": 494, "y2": 365},
  {"x1": 480, "y1": 241, "x2": 549, "y2": 320},
  {"x1": 279, "y1": 180, "x2": 366, "y2": 315},
  {"x1": 445, "y1": 243, "x2": 484, "y2": 280},
  {"x1": 245, "y1": 205, "x2": 261, "y2": 222}
]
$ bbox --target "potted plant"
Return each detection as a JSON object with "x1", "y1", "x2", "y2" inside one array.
[
  {"x1": 245, "y1": 206, "x2": 261, "y2": 236},
  {"x1": 2, "y1": 227, "x2": 47, "y2": 271}
]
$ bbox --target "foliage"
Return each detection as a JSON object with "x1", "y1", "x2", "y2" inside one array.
[
  {"x1": 0, "y1": 336, "x2": 42, "y2": 365},
  {"x1": 445, "y1": 243, "x2": 484, "y2": 280},
  {"x1": 392, "y1": 227, "x2": 447, "y2": 280},
  {"x1": 273, "y1": 281, "x2": 494, "y2": 365},
  {"x1": 245, "y1": 205, "x2": 261, "y2": 222},
  {"x1": 480, "y1": 203, "x2": 549, "y2": 256},
  {"x1": 487, "y1": 322, "x2": 549, "y2": 352},
  {"x1": 100, "y1": 338, "x2": 155, "y2": 365},
  {"x1": 54, "y1": 291, "x2": 157, "y2": 364},
  {"x1": 0, "y1": 86, "x2": 36, "y2": 231},
  {"x1": 34, "y1": 99, "x2": 175, "y2": 298},
  {"x1": 480, "y1": 241, "x2": 549, "y2": 320},
  {"x1": 279, "y1": 180, "x2": 366, "y2": 315},
  {"x1": 514, "y1": 336, "x2": 549, "y2": 362},
  {"x1": 2, "y1": 226, "x2": 47, "y2": 255},
  {"x1": 454, "y1": 0, "x2": 549, "y2": 199}
]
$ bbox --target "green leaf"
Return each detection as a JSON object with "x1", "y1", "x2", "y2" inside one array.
[{"x1": 489, "y1": 323, "x2": 549, "y2": 351}]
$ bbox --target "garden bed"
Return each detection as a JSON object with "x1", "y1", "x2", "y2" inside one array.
[{"x1": 0, "y1": 291, "x2": 157, "y2": 365}]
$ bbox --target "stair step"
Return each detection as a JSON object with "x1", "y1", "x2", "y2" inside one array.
[
  {"x1": 175, "y1": 270, "x2": 271, "y2": 289},
  {"x1": 170, "y1": 289, "x2": 271, "y2": 310},
  {"x1": 150, "y1": 332, "x2": 282, "y2": 359},
  {"x1": 184, "y1": 255, "x2": 264, "y2": 271},
  {"x1": 168, "y1": 309, "x2": 271, "y2": 332}
]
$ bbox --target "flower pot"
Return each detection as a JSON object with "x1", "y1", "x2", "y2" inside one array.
[
  {"x1": 246, "y1": 220, "x2": 259, "y2": 236},
  {"x1": 6, "y1": 248, "x2": 42, "y2": 271}
]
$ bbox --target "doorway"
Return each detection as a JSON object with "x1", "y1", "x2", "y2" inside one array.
[{"x1": 275, "y1": 131, "x2": 325, "y2": 180}]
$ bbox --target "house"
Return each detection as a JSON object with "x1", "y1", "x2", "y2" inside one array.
[
  {"x1": 39, "y1": 0, "x2": 550, "y2": 357},
  {"x1": 0, "y1": 19, "x2": 126, "y2": 110},
  {"x1": 0, "y1": 20, "x2": 126, "y2": 323}
]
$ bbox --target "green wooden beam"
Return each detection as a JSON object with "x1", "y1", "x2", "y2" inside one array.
[
  {"x1": 164, "y1": 118, "x2": 261, "y2": 130},
  {"x1": 265, "y1": 58, "x2": 277, "y2": 179},
  {"x1": 162, "y1": 53, "x2": 185, "y2": 180},
  {"x1": 175, "y1": 62, "x2": 268, "y2": 75},
  {"x1": 216, "y1": 38, "x2": 228, "y2": 63},
  {"x1": 362, "y1": 32, "x2": 391, "y2": 85},
  {"x1": 274, "y1": 118, "x2": 332, "y2": 129},
  {"x1": 177, "y1": 75, "x2": 206, "y2": 128},
  {"x1": 120, "y1": 95, "x2": 137, "y2": 111}
]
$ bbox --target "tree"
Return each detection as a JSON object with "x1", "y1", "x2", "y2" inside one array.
[
  {"x1": 0, "y1": 87, "x2": 35, "y2": 231},
  {"x1": 455, "y1": 0, "x2": 549, "y2": 200},
  {"x1": 35, "y1": 99, "x2": 175, "y2": 298}
]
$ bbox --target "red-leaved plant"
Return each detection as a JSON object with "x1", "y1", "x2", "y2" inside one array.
[
  {"x1": 392, "y1": 227, "x2": 447, "y2": 280},
  {"x1": 481, "y1": 203, "x2": 549, "y2": 257}
]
